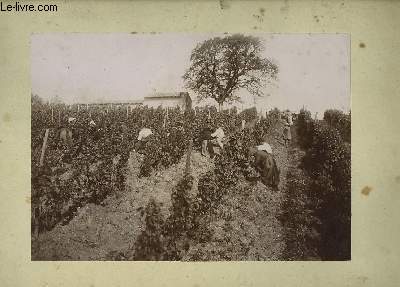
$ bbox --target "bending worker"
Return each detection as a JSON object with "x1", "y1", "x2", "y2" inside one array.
[
  {"x1": 210, "y1": 127, "x2": 225, "y2": 158},
  {"x1": 135, "y1": 127, "x2": 153, "y2": 153}
]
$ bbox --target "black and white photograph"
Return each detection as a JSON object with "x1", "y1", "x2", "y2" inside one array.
[{"x1": 31, "y1": 33, "x2": 350, "y2": 261}]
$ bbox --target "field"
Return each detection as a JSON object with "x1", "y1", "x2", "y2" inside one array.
[{"x1": 31, "y1": 100, "x2": 351, "y2": 261}]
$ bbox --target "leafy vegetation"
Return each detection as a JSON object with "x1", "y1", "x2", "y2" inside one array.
[
  {"x1": 294, "y1": 108, "x2": 351, "y2": 260},
  {"x1": 32, "y1": 97, "x2": 351, "y2": 261}
]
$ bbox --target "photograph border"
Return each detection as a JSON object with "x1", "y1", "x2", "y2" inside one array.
[{"x1": 0, "y1": 0, "x2": 399, "y2": 286}]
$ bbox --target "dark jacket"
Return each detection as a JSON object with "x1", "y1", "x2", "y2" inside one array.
[{"x1": 200, "y1": 127, "x2": 213, "y2": 140}]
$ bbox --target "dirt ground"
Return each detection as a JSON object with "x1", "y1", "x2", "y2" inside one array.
[{"x1": 32, "y1": 123, "x2": 295, "y2": 261}]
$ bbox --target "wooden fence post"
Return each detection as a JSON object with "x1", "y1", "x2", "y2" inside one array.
[
  {"x1": 39, "y1": 129, "x2": 49, "y2": 167},
  {"x1": 163, "y1": 108, "x2": 169, "y2": 128},
  {"x1": 33, "y1": 204, "x2": 40, "y2": 240},
  {"x1": 185, "y1": 139, "x2": 193, "y2": 176}
]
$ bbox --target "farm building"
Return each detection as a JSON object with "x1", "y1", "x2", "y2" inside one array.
[{"x1": 143, "y1": 92, "x2": 192, "y2": 111}]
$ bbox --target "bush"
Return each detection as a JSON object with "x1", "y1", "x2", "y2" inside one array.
[
  {"x1": 161, "y1": 175, "x2": 197, "y2": 260},
  {"x1": 166, "y1": 175, "x2": 195, "y2": 235},
  {"x1": 139, "y1": 136, "x2": 163, "y2": 177},
  {"x1": 239, "y1": 107, "x2": 258, "y2": 122},
  {"x1": 323, "y1": 109, "x2": 351, "y2": 143},
  {"x1": 196, "y1": 171, "x2": 221, "y2": 213},
  {"x1": 302, "y1": 122, "x2": 351, "y2": 192},
  {"x1": 268, "y1": 107, "x2": 281, "y2": 120},
  {"x1": 133, "y1": 199, "x2": 165, "y2": 260},
  {"x1": 300, "y1": 118, "x2": 351, "y2": 260},
  {"x1": 296, "y1": 109, "x2": 315, "y2": 149}
]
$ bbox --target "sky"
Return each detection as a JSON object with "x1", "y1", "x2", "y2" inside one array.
[{"x1": 31, "y1": 33, "x2": 350, "y2": 117}]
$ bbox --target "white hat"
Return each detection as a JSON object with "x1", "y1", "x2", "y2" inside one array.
[
  {"x1": 256, "y1": 142, "x2": 273, "y2": 154},
  {"x1": 211, "y1": 127, "x2": 225, "y2": 139},
  {"x1": 138, "y1": 128, "x2": 153, "y2": 141},
  {"x1": 68, "y1": 117, "x2": 76, "y2": 123}
]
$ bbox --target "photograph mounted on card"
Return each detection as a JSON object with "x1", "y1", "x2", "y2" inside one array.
[{"x1": 30, "y1": 33, "x2": 350, "y2": 261}]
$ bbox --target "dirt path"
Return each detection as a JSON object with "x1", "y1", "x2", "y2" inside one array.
[
  {"x1": 32, "y1": 152, "x2": 213, "y2": 260},
  {"x1": 279, "y1": 124, "x2": 322, "y2": 260}
]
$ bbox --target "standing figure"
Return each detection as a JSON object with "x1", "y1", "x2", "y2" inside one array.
[
  {"x1": 200, "y1": 123, "x2": 213, "y2": 157},
  {"x1": 241, "y1": 119, "x2": 246, "y2": 130},
  {"x1": 59, "y1": 127, "x2": 73, "y2": 146},
  {"x1": 287, "y1": 111, "x2": 293, "y2": 126},
  {"x1": 59, "y1": 117, "x2": 75, "y2": 146},
  {"x1": 283, "y1": 112, "x2": 292, "y2": 147}
]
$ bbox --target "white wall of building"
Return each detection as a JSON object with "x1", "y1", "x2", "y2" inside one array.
[{"x1": 143, "y1": 98, "x2": 185, "y2": 109}]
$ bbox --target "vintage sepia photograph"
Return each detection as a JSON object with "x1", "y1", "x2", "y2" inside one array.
[{"x1": 31, "y1": 33, "x2": 350, "y2": 261}]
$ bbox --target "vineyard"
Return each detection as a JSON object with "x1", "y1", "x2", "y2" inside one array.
[{"x1": 31, "y1": 98, "x2": 351, "y2": 261}]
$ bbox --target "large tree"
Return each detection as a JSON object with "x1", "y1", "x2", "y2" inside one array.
[{"x1": 183, "y1": 34, "x2": 278, "y2": 110}]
